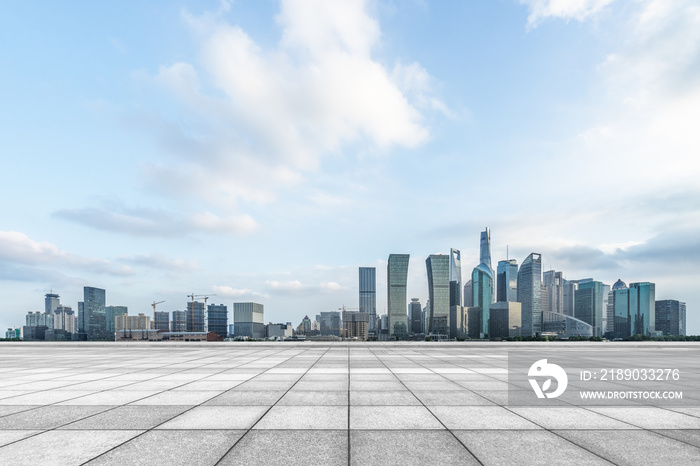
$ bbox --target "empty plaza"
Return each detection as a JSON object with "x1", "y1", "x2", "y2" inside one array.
[{"x1": 0, "y1": 342, "x2": 699, "y2": 465}]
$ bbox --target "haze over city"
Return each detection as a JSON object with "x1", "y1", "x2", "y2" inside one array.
[{"x1": 1, "y1": 0, "x2": 698, "y2": 333}]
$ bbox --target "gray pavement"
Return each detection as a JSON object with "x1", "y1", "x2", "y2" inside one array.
[{"x1": 0, "y1": 342, "x2": 698, "y2": 465}]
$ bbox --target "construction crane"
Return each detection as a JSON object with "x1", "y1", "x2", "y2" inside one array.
[
  {"x1": 186, "y1": 293, "x2": 217, "y2": 332},
  {"x1": 338, "y1": 305, "x2": 360, "y2": 339},
  {"x1": 151, "y1": 301, "x2": 165, "y2": 328}
]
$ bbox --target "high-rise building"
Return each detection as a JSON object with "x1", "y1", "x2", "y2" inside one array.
[
  {"x1": 563, "y1": 279, "x2": 577, "y2": 317},
  {"x1": 480, "y1": 227, "x2": 494, "y2": 281},
  {"x1": 319, "y1": 311, "x2": 341, "y2": 336},
  {"x1": 575, "y1": 280, "x2": 604, "y2": 336},
  {"x1": 359, "y1": 267, "x2": 377, "y2": 334},
  {"x1": 497, "y1": 260, "x2": 518, "y2": 302},
  {"x1": 543, "y1": 270, "x2": 564, "y2": 314},
  {"x1": 234, "y1": 302, "x2": 264, "y2": 339},
  {"x1": 612, "y1": 281, "x2": 655, "y2": 338},
  {"x1": 426, "y1": 254, "x2": 450, "y2": 336},
  {"x1": 154, "y1": 311, "x2": 170, "y2": 332},
  {"x1": 105, "y1": 306, "x2": 128, "y2": 337},
  {"x1": 490, "y1": 301, "x2": 522, "y2": 338},
  {"x1": 387, "y1": 254, "x2": 410, "y2": 339},
  {"x1": 207, "y1": 304, "x2": 228, "y2": 338},
  {"x1": 343, "y1": 310, "x2": 368, "y2": 340},
  {"x1": 409, "y1": 298, "x2": 422, "y2": 335},
  {"x1": 299, "y1": 315, "x2": 312, "y2": 335},
  {"x1": 84, "y1": 286, "x2": 108, "y2": 340},
  {"x1": 470, "y1": 228, "x2": 495, "y2": 337},
  {"x1": 517, "y1": 253, "x2": 542, "y2": 336},
  {"x1": 172, "y1": 310, "x2": 187, "y2": 332},
  {"x1": 53, "y1": 305, "x2": 75, "y2": 334},
  {"x1": 449, "y1": 248, "x2": 462, "y2": 307},
  {"x1": 186, "y1": 301, "x2": 205, "y2": 332},
  {"x1": 601, "y1": 283, "x2": 611, "y2": 334},
  {"x1": 45, "y1": 293, "x2": 60, "y2": 315},
  {"x1": 655, "y1": 300, "x2": 686, "y2": 336},
  {"x1": 115, "y1": 313, "x2": 151, "y2": 331},
  {"x1": 463, "y1": 280, "x2": 473, "y2": 307}
]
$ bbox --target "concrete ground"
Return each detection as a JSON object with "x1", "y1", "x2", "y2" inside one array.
[{"x1": 0, "y1": 342, "x2": 699, "y2": 465}]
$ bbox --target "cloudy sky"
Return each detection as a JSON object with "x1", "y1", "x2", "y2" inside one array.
[{"x1": 1, "y1": 0, "x2": 699, "y2": 333}]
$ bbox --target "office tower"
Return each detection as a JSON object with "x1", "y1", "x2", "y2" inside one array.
[
  {"x1": 563, "y1": 279, "x2": 577, "y2": 317},
  {"x1": 543, "y1": 270, "x2": 564, "y2": 314},
  {"x1": 655, "y1": 300, "x2": 686, "y2": 336},
  {"x1": 517, "y1": 253, "x2": 542, "y2": 336},
  {"x1": 612, "y1": 281, "x2": 655, "y2": 338},
  {"x1": 186, "y1": 301, "x2": 205, "y2": 332},
  {"x1": 449, "y1": 305, "x2": 468, "y2": 339},
  {"x1": 343, "y1": 310, "x2": 369, "y2": 340},
  {"x1": 172, "y1": 310, "x2": 187, "y2": 332},
  {"x1": 234, "y1": 302, "x2": 264, "y2": 339},
  {"x1": 154, "y1": 311, "x2": 170, "y2": 332},
  {"x1": 77, "y1": 302, "x2": 85, "y2": 339},
  {"x1": 387, "y1": 254, "x2": 410, "y2": 339},
  {"x1": 470, "y1": 228, "x2": 495, "y2": 337},
  {"x1": 299, "y1": 315, "x2": 312, "y2": 335},
  {"x1": 497, "y1": 259, "x2": 518, "y2": 302},
  {"x1": 601, "y1": 283, "x2": 610, "y2": 333},
  {"x1": 45, "y1": 293, "x2": 60, "y2": 314},
  {"x1": 426, "y1": 254, "x2": 450, "y2": 336},
  {"x1": 409, "y1": 298, "x2": 422, "y2": 335},
  {"x1": 105, "y1": 306, "x2": 128, "y2": 337},
  {"x1": 84, "y1": 286, "x2": 108, "y2": 340},
  {"x1": 359, "y1": 267, "x2": 377, "y2": 334},
  {"x1": 490, "y1": 301, "x2": 522, "y2": 338},
  {"x1": 463, "y1": 280, "x2": 473, "y2": 307},
  {"x1": 422, "y1": 301, "x2": 429, "y2": 334},
  {"x1": 207, "y1": 304, "x2": 228, "y2": 338},
  {"x1": 53, "y1": 305, "x2": 75, "y2": 333},
  {"x1": 449, "y1": 249, "x2": 462, "y2": 307},
  {"x1": 480, "y1": 227, "x2": 494, "y2": 280},
  {"x1": 319, "y1": 311, "x2": 342, "y2": 337},
  {"x1": 575, "y1": 280, "x2": 604, "y2": 336}
]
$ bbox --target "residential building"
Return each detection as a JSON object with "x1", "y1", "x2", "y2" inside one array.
[
  {"x1": 186, "y1": 301, "x2": 205, "y2": 333},
  {"x1": 154, "y1": 311, "x2": 170, "y2": 332},
  {"x1": 172, "y1": 310, "x2": 187, "y2": 332},
  {"x1": 343, "y1": 310, "x2": 369, "y2": 340}
]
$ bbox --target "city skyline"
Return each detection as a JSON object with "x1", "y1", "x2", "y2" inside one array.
[{"x1": 1, "y1": 1, "x2": 698, "y2": 333}]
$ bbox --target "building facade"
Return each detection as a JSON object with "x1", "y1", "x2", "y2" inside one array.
[
  {"x1": 172, "y1": 310, "x2": 187, "y2": 332},
  {"x1": 496, "y1": 259, "x2": 518, "y2": 303},
  {"x1": 359, "y1": 267, "x2": 377, "y2": 334},
  {"x1": 387, "y1": 254, "x2": 410, "y2": 339},
  {"x1": 612, "y1": 282, "x2": 656, "y2": 338},
  {"x1": 575, "y1": 280, "x2": 604, "y2": 337},
  {"x1": 449, "y1": 248, "x2": 462, "y2": 307},
  {"x1": 426, "y1": 254, "x2": 450, "y2": 337},
  {"x1": 234, "y1": 302, "x2": 265, "y2": 339},
  {"x1": 207, "y1": 304, "x2": 228, "y2": 338},
  {"x1": 83, "y1": 286, "x2": 108, "y2": 340},
  {"x1": 186, "y1": 301, "x2": 206, "y2": 333},
  {"x1": 409, "y1": 298, "x2": 423, "y2": 335},
  {"x1": 154, "y1": 311, "x2": 170, "y2": 332},
  {"x1": 543, "y1": 270, "x2": 564, "y2": 314},
  {"x1": 517, "y1": 253, "x2": 542, "y2": 337},
  {"x1": 655, "y1": 300, "x2": 686, "y2": 336}
]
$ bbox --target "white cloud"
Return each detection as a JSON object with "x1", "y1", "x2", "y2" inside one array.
[
  {"x1": 118, "y1": 254, "x2": 199, "y2": 272},
  {"x1": 520, "y1": 0, "x2": 616, "y2": 27},
  {"x1": 212, "y1": 285, "x2": 267, "y2": 299},
  {"x1": 264, "y1": 279, "x2": 346, "y2": 296}
]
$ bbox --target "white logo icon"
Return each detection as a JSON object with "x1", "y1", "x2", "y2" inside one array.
[{"x1": 528, "y1": 359, "x2": 568, "y2": 399}]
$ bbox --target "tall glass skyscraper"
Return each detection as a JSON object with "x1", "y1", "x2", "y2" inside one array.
[
  {"x1": 612, "y1": 281, "x2": 655, "y2": 338},
  {"x1": 359, "y1": 267, "x2": 377, "y2": 333},
  {"x1": 84, "y1": 286, "x2": 108, "y2": 340},
  {"x1": 496, "y1": 259, "x2": 518, "y2": 302},
  {"x1": 207, "y1": 304, "x2": 228, "y2": 338},
  {"x1": 426, "y1": 254, "x2": 450, "y2": 336},
  {"x1": 449, "y1": 249, "x2": 462, "y2": 307},
  {"x1": 543, "y1": 270, "x2": 564, "y2": 314},
  {"x1": 517, "y1": 253, "x2": 542, "y2": 336},
  {"x1": 409, "y1": 298, "x2": 422, "y2": 335},
  {"x1": 575, "y1": 280, "x2": 604, "y2": 336},
  {"x1": 45, "y1": 293, "x2": 60, "y2": 314},
  {"x1": 480, "y1": 228, "x2": 494, "y2": 279},
  {"x1": 387, "y1": 254, "x2": 410, "y2": 339}
]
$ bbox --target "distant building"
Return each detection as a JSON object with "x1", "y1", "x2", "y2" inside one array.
[
  {"x1": 53, "y1": 305, "x2": 76, "y2": 334},
  {"x1": 359, "y1": 267, "x2": 377, "y2": 334},
  {"x1": 541, "y1": 311, "x2": 594, "y2": 338},
  {"x1": 207, "y1": 304, "x2": 228, "y2": 338},
  {"x1": 45, "y1": 293, "x2": 60, "y2": 315},
  {"x1": 234, "y1": 302, "x2": 264, "y2": 339},
  {"x1": 387, "y1": 254, "x2": 410, "y2": 339},
  {"x1": 471, "y1": 228, "x2": 494, "y2": 337},
  {"x1": 409, "y1": 298, "x2": 422, "y2": 335},
  {"x1": 172, "y1": 310, "x2": 187, "y2": 332},
  {"x1": 562, "y1": 279, "x2": 577, "y2": 317},
  {"x1": 449, "y1": 305, "x2": 467, "y2": 339},
  {"x1": 319, "y1": 311, "x2": 341, "y2": 337},
  {"x1": 186, "y1": 301, "x2": 205, "y2": 333},
  {"x1": 497, "y1": 260, "x2": 518, "y2": 303},
  {"x1": 490, "y1": 301, "x2": 522, "y2": 339},
  {"x1": 154, "y1": 311, "x2": 170, "y2": 332},
  {"x1": 543, "y1": 271, "x2": 564, "y2": 314},
  {"x1": 105, "y1": 306, "x2": 128, "y2": 337},
  {"x1": 612, "y1": 281, "x2": 656, "y2": 338},
  {"x1": 267, "y1": 323, "x2": 293, "y2": 339},
  {"x1": 5, "y1": 328, "x2": 21, "y2": 339},
  {"x1": 575, "y1": 280, "x2": 605, "y2": 337},
  {"x1": 343, "y1": 311, "x2": 369, "y2": 340},
  {"x1": 517, "y1": 253, "x2": 542, "y2": 337},
  {"x1": 427, "y1": 254, "x2": 450, "y2": 337},
  {"x1": 449, "y1": 248, "x2": 462, "y2": 307},
  {"x1": 82, "y1": 286, "x2": 108, "y2": 340},
  {"x1": 655, "y1": 300, "x2": 686, "y2": 336},
  {"x1": 463, "y1": 280, "x2": 473, "y2": 308},
  {"x1": 115, "y1": 313, "x2": 151, "y2": 331}
]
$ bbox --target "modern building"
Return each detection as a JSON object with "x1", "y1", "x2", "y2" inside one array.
[
  {"x1": 53, "y1": 305, "x2": 76, "y2": 334},
  {"x1": 359, "y1": 267, "x2": 377, "y2": 334},
  {"x1": 319, "y1": 311, "x2": 342, "y2": 337},
  {"x1": 115, "y1": 313, "x2": 151, "y2": 331},
  {"x1": 479, "y1": 227, "x2": 495, "y2": 281},
  {"x1": 655, "y1": 300, "x2": 686, "y2": 336},
  {"x1": 575, "y1": 280, "x2": 604, "y2": 337},
  {"x1": 44, "y1": 292, "x2": 60, "y2": 315},
  {"x1": 409, "y1": 298, "x2": 423, "y2": 335},
  {"x1": 496, "y1": 259, "x2": 518, "y2": 303},
  {"x1": 543, "y1": 270, "x2": 564, "y2": 314},
  {"x1": 517, "y1": 253, "x2": 542, "y2": 337},
  {"x1": 449, "y1": 305, "x2": 467, "y2": 339},
  {"x1": 449, "y1": 248, "x2": 462, "y2": 307},
  {"x1": 470, "y1": 228, "x2": 494, "y2": 337},
  {"x1": 463, "y1": 280, "x2": 473, "y2": 307},
  {"x1": 154, "y1": 311, "x2": 170, "y2": 332},
  {"x1": 5, "y1": 328, "x2": 21, "y2": 339},
  {"x1": 562, "y1": 279, "x2": 577, "y2": 317},
  {"x1": 186, "y1": 301, "x2": 206, "y2": 333},
  {"x1": 426, "y1": 254, "x2": 450, "y2": 337},
  {"x1": 343, "y1": 310, "x2": 369, "y2": 340},
  {"x1": 490, "y1": 301, "x2": 522, "y2": 339},
  {"x1": 82, "y1": 286, "x2": 108, "y2": 340},
  {"x1": 387, "y1": 254, "x2": 410, "y2": 339},
  {"x1": 207, "y1": 304, "x2": 228, "y2": 339},
  {"x1": 105, "y1": 306, "x2": 128, "y2": 337},
  {"x1": 267, "y1": 323, "x2": 293, "y2": 339},
  {"x1": 541, "y1": 311, "x2": 594, "y2": 338},
  {"x1": 172, "y1": 310, "x2": 187, "y2": 332},
  {"x1": 234, "y1": 302, "x2": 264, "y2": 339},
  {"x1": 298, "y1": 315, "x2": 312, "y2": 335},
  {"x1": 612, "y1": 281, "x2": 656, "y2": 338}
]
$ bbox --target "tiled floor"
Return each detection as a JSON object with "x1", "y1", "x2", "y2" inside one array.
[{"x1": 0, "y1": 342, "x2": 698, "y2": 465}]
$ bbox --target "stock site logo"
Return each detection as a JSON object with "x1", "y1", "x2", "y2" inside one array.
[{"x1": 528, "y1": 359, "x2": 568, "y2": 399}]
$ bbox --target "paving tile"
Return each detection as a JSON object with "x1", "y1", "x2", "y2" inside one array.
[
  {"x1": 85, "y1": 430, "x2": 245, "y2": 465},
  {"x1": 204, "y1": 390, "x2": 285, "y2": 406},
  {"x1": 292, "y1": 380, "x2": 348, "y2": 391},
  {"x1": 428, "y1": 406, "x2": 541, "y2": 430},
  {"x1": 130, "y1": 390, "x2": 222, "y2": 406},
  {"x1": 60, "y1": 405, "x2": 190, "y2": 430},
  {"x1": 0, "y1": 430, "x2": 41, "y2": 448},
  {"x1": 0, "y1": 390, "x2": 97, "y2": 405},
  {"x1": 254, "y1": 406, "x2": 347, "y2": 429},
  {"x1": 555, "y1": 429, "x2": 700, "y2": 466},
  {"x1": 221, "y1": 430, "x2": 347, "y2": 465},
  {"x1": 0, "y1": 406, "x2": 38, "y2": 417},
  {"x1": 509, "y1": 407, "x2": 638, "y2": 429},
  {"x1": 412, "y1": 390, "x2": 494, "y2": 406},
  {"x1": 171, "y1": 380, "x2": 244, "y2": 391},
  {"x1": 0, "y1": 429, "x2": 142, "y2": 466},
  {"x1": 351, "y1": 430, "x2": 478, "y2": 466},
  {"x1": 278, "y1": 390, "x2": 348, "y2": 406},
  {"x1": 350, "y1": 406, "x2": 443, "y2": 430},
  {"x1": 232, "y1": 380, "x2": 296, "y2": 391},
  {"x1": 157, "y1": 406, "x2": 268, "y2": 430},
  {"x1": 57, "y1": 390, "x2": 159, "y2": 406},
  {"x1": 651, "y1": 429, "x2": 700, "y2": 448},
  {"x1": 588, "y1": 407, "x2": 700, "y2": 429},
  {"x1": 0, "y1": 405, "x2": 111, "y2": 430},
  {"x1": 349, "y1": 380, "x2": 406, "y2": 391},
  {"x1": 350, "y1": 391, "x2": 421, "y2": 406}
]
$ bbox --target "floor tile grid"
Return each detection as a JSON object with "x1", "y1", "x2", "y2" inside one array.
[
  {"x1": 212, "y1": 345, "x2": 338, "y2": 466},
  {"x1": 77, "y1": 347, "x2": 300, "y2": 465},
  {"x1": 363, "y1": 346, "x2": 484, "y2": 466},
  {"x1": 0, "y1": 348, "x2": 286, "y2": 453},
  {"x1": 388, "y1": 348, "x2": 625, "y2": 465}
]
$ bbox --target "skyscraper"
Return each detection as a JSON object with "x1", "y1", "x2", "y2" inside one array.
[
  {"x1": 655, "y1": 300, "x2": 686, "y2": 336},
  {"x1": 471, "y1": 228, "x2": 495, "y2": 337},
  {"x1": 426, "y1": 254, "x2": 450, "y2": 336},
  {"x1": 207, "y1": 304, "x2": 228, "y2": 338},
  {"x1": 387, "y1": 254, "x2": 410, "y2": 339},
  {"x1": 463, "y1": 280, "x2": 473, "y2": 307},
  {"x1": 319, "y1": 311, "x2": 341, "y2": 337},
  {"x1": 359, "y1": 267, "x2": 377, "y2": 334},
  {"x1": 543, "y1": 270, "x2": 564, "y2": 314},
  {"x1": 496, "y1": 260, "x2": 518, "y2": 302},
  {"x1": 186, "y1": 301, "x2": 205, "y2": 332},
  {"x1": 449, "y1": 248, "x2": 462, "y2": 307},
  {"x1": 563, "y1": 279, "x2": 578, "y2": 317},
  {"x1": 480, "y1": 227, "x2": 494, "y2": 280},
  {"x1": 409, "y1": 298, "x2": 423, "y2": 335},
  {"x1": 612, "y1": 281, "x2": 655, "y2": 338},
  {"x1": 154, "y1": 311, "x2": 170, "y2": 332},
  {"x1": 575, "y1": 280, "x2": 604, "y2": 336},
  {"x1": 44, "y1": 292, "x2": 60, "y2": 315},
  {"x1": 517, "y1": 253, "x2": 542, "y2": 336},
  {"x1": 84, "y1": 286, "x2": 108, "y2": 340},
  {"x1": 105, "y1": 306, "x2": 128, "y2": 338}
]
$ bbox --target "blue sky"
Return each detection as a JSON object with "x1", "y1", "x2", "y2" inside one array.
[{"x1": 1, "y1": 0, "x2": 699, "y2": 333}]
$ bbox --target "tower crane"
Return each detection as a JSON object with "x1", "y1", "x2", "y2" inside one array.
[
  {"x1": 186, "y1": 293, "x2": 217, "y2": 332},
  {"x1": 151, "y1": 301, "x2": 165, "y2": 329}
]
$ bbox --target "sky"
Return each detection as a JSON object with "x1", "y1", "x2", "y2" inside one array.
[{"x1": 1, "y1": 0, "x2": 699, "y2": 333}]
